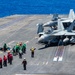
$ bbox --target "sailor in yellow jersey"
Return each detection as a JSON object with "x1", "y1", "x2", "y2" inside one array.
[{"x1": 30, "y1": 47, "x2": 36, "y2": 58}]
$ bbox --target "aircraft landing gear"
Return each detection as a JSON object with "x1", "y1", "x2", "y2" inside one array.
[{"x1": 45, "y1": 41, "x2": 50, "y2": 47}]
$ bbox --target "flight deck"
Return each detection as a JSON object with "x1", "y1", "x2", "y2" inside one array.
[{"x1": 0, "y1": 15, "x2": 75, "y2": 75}]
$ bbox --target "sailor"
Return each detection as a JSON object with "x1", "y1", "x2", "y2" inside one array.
[
  {"x1": 30, "y1": 47, "x2": 36, "y2": 58},
  {"x1": 15, "y1": 43, "x2": 20, "y2": 55},
  {"x1": 0, "y1": 57, "x2": 2, "y2": 68},
  {"x1": 3, "y1": 55, "x2": 7, "y2": 66},
  {"x1": 19, "y1": 50, "x2": 22, "y2": 59},
  {"x1": 12, "y1": 46, "x2": 16, "y2": 56},
  {"x1": 19, "y1": 42, "x2": 23, "y2": 54},
  {"x1": 9, "y1": 53, "x2": 13, "y2": 65},
  {"x1": 22, "y1": 43, "x2": 26, "y2": 54},
  {"x1": 22, "y1": 58, "x2": 27, "y2": 70},
  {"x1": 3, "y1": 43, "x2": 7, "y2": 52}
]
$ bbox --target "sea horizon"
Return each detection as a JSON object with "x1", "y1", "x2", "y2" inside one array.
[{"x1": 0, "y1": 0, "x2": 75, "y2": 17}]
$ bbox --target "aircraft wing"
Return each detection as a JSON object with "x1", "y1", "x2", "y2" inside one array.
[
  {"x1": 43, "y1": 21, "x2": 57, "y2": 27},
  {"x1": 51, "y1": 31, "x2": 75, "y2": 36},
  {"x1": 50, "y1": 31, "x2": 65, "y2": 36},
  {"x1": 65, "y1": 32, "x2": 75, "y2": 36},
  {"x1": 61, "y1": 19, "x2": 73, "y2": 23}
]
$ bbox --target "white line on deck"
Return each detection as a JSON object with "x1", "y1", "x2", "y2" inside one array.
[
  {"x1": 35, "y1": 36, "x2": 38, "y2": 39},
  {"x1": 25, "y1": 41, "x2": 29, "y2": 44},
  {"x1": 58, "y1": 57, "x2": 63, "y2": 61},
  {"x1": 53, "y1": 56, "x2": 58, "y2": 61},
  {"x1": 43, "y1": 62, "x2": 45, "y2": 65},
  {"x1": 15, "y1": 74, "x2": 26, "y2": 75},
  {"x1": 46, "y1": 61, "x2": 48, "y2": 65},
  {"x1": 7, "y1": 41, "x2": 15, "y2": 45},
  {"x1": 36, "y1": 63, "x2": 39, "y2": 65}
]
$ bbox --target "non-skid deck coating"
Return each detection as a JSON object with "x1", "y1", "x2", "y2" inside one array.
[{"x1": 0, "y1": 15, "x2": 75, "y2": 75}]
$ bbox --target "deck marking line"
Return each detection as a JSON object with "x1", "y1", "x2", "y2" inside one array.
[
  {"x1": 46, "y1": 62, "x2": 48, "y2": 65},
  {"x1": 15, "y1": 74, "x2": 27, "y2": 75},
  {"x1": 8, "y1": 41, "x2": 15, "y2": 45},
  {"x1": 37, "y1": 63, "x2": 39, "y2": 65},
  {"x1": 43, "y1": 62, "x2": 45, "y2": 65},
  {"x1": 58, "y1": 57, "x2": 63, "y2": 61},
  {"x1": 53, "y1": 56, "x2": 58, "y2": 61},
  {"x1": 25, "y1": 41, "x2": 29, "y2": 44}
]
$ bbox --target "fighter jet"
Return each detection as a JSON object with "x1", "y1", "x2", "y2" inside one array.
[
  {"x1": 38, "y1": 19, "x2": 75, "y2": 45},
  {"x1": 37, "y1": 9, "x2": 75, "y2": 37},
  {"x1": 37, "y1": 9, "x2": 75, "y2": 30}
]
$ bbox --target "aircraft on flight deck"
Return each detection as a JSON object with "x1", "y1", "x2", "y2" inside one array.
[
  {"x1": 37, "y1": 9, "x2": 75, "y2": 37},
  {"x1": 37, "y1": 19, "x2": 75, "y2": 45},
  {"x1": 37, "y1": 9, "x2": 75, "y2": 33},
  {"x1": 44, "y1": 9, "x2": 75, "y2": 27}
]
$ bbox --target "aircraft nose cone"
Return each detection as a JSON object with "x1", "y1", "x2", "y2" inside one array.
[
  {"x1": 38, "y1": 38, "x2": 43, "y2": 43},
  {"x1": 38, "y1": 36, "x2": 44, "y2": 43}
]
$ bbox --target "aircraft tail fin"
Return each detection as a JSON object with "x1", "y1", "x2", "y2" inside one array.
[
  {"x1": 67, "y1": 20, "x2": 75, "y2": 32},
  {"x1": 68, "y1": 9, "x2": 75, "y2": 19},
  {"x1": 57, "y1": 19, "x2": 64, "y2": 31},
  {"x1": 37, "y1": 23, "x2": 44, "y2": 34},
  {"x1": 52, "y1": 14, "x2": 59, "y2": 21}
]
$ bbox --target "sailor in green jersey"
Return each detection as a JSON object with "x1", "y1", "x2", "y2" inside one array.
[
  {"x1": 19, "y1": 49, "x2": 22, "y2": 58},
  {"x1": 22, "y1": 43, "x2": 26, "y2": 54},
  {"x1": 3, "y1": 43, "x2": 7, "y2": 52},
  {"x1": 12, "y1": 46, "x2": 16, "y2": 56},
  {"x1": 19, "y1": 42, "x2": 23, "y2": 54},
  {"x1": 15, "y1": 43, "x2": 20, "y2": 54}
]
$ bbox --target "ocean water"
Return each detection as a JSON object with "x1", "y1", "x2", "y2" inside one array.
[{"x1": 0, "y1": 0, "x2": 75, "y2": 17}]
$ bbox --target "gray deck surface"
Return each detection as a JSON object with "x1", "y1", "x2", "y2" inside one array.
[{"x1": 0, "y1": 15, "x2": 75, "y2": 75}]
